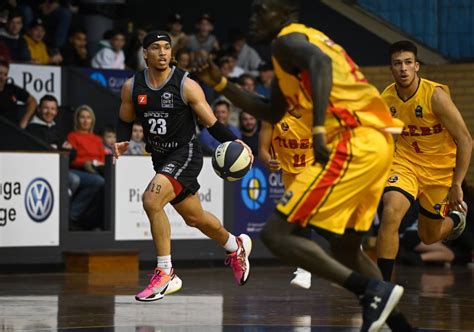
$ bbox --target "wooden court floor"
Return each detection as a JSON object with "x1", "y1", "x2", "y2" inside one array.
[{"x1": 1, "y1": 265, "x2": 473, "y2": 331}]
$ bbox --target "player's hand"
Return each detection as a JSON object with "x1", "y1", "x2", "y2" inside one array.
[
  {"x1": 113, "y1": 141, "x2": 129, "y2": 164},
  {"x1": 312, "y1": 133, "x2": 330, "y2": 165},
  {"x1": 235, "y1": 139, "x2": 254, "y2": 165},
  {"x1": 265, "y1": 157, "x2": 281, "y2": 172},
  {"x1": 190, "y1": 50, "x2": 223, "y2": 87},
  {"x1": 448, "y1": 184, "x2": 466, "y2": 212}
]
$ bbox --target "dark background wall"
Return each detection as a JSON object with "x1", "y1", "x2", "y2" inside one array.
[{"x1": 120, "y1": 0, "x2": 390, "y2": 66}]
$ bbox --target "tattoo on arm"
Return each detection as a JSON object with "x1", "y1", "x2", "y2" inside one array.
[{"x1": 146, "y1": 182, "x2": 161, "y2": 194}]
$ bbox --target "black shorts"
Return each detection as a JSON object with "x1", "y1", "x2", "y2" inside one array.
[{"x1": 152, "y1": 139, "x2": 203, "y2": 205}]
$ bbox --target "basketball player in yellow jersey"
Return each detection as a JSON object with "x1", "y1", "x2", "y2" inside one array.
[
  {"x1": 376, "y1": 41, "x2": 472, "y2": 282},
  {"x1": 259, "y1": 110, "x2": 314, "y2": 289},
  {"x1": 193, "y1": 1, "x2": 416, "y2": 330}
]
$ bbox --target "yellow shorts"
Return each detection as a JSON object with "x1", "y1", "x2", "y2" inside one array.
[
  {"x1": 385, "y1": 162, "x2": 452, "y2": 218},
  {"x1": 282, "y1": 172, "x2": 298, "y2": 189},
  {"x1": 277, "y1": 127, "x2": 393, "y2": 235}
]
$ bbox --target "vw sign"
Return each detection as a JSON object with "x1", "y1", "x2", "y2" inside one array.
[{"x1": 24, "y1": 178, "x2": 54, "y2": 222}]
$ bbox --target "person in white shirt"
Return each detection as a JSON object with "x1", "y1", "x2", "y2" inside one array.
[{"x1": 92, "y1": 30, "x2": 126, "y2": 70}]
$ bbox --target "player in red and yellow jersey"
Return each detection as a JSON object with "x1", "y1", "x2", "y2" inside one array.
[
  {"x1": 193, "y1": 1, "x2": 414, "y2": 330},
  {"x1": 259, "y1": 109, "x2": 314, "y2": 289},
  {"x1": 376, "y1": 41, "x2": 472, "y2": 282}
]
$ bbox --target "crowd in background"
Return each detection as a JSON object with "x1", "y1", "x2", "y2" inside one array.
[{"x1": 0, "y1": 1, "x2": 271, "y2": 156}]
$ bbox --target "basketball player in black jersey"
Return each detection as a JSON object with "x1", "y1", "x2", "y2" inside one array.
[{"x1": 113, "y1": 32, "x2": 253, "y2": 302}]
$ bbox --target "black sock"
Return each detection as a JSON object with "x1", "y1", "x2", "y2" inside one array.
[
  {"x1": 343, "y1": 272, "x2": 370, "y2": 297},
  {"x1": 448, "y1": 212, "x2": 461, "y2": 228},
  {"x1": 386, "y1": 311, "x2": 415, "y2": 331},
  {"x1": 377, "y1": 258, "x2": 395, "y2": 281}
]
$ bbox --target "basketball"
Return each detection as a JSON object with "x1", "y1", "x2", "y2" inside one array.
[{"x1": 212, "y1": 141, "x2": 252, "y2": 181}]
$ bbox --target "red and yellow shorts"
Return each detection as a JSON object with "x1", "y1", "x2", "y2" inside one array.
[{"x1": 277, "y1": 127, "x2": 393, "y2": 235}]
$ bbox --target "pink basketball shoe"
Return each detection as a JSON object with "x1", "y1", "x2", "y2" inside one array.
[{"x1": 225, "y1": 234, "x2": 252, "y2": 285}]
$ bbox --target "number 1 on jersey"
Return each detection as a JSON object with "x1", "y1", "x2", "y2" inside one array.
[{"x1": 412, "y1": 141, "x2": 422, "y2": 153}]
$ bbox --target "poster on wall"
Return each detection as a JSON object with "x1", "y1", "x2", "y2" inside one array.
[
  {"x1": 8, "y1": 64, "x2": 62, "y2": 104},
  {"x1": 0, "y1": 153, "x2": 60, "y2": 247},
  {"x1": 234, "y1": 160, "x2": 285, "y2": 237},
  {"x1": 115, "y1": 156, "x2": 223, "y2": 240},
  {"x1": 82, "y1": 68, "x2": 134, "y2": 94}
]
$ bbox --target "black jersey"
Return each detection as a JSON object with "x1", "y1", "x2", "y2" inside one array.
[{"x1": 132, "y1": 66, "x2": 197, "y2": 155}]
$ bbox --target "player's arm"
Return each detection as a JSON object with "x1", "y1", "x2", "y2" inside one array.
[
  {"x1": 272, "y1": 33, "x2": 332, "y2": 165},
  {"x1": 191, "y1": 52, "x2": 287, "y2": 124},
  {"x1": 114, "y1": 78, "x2": 136, "y2": 161},
  {"x1": 259, "y1": 121, "x2": 281, "y2": 172},
  {"x1": 183, "y1": 78, "x2": 253, "y2": 161},
  {"x1": 432, "y1": 87, "x2": 472, "y2": 211}
]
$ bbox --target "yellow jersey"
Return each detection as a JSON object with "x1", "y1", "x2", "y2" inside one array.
[
  {"x1": 272, "y1": 23, "x2": 403, "y2": 141},
  {"x1": 272, "y1": 109, "x2": 314, "y2": 174},
  {"x1": 382, "y1": 78, "x2": 456, "y2": 170}
]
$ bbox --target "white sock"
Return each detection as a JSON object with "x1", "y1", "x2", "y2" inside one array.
[
  {"x1": 223, "y1": 234, "x2": 239, "y2": 252},
  {"x1": 157, "y1": 255, "x2": 172, "y2": 274}
]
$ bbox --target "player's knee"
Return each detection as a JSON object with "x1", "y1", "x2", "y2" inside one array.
[
  {"x1": 380, "y1": 207, "x2": 403, "y2": 232},
  {"x1": 142, "y1": 192, "x2": 161, "y2": 214}
]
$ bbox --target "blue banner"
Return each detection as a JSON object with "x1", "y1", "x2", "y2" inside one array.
[
  {"x1": 234, "y1": 160, "x2": 285, "y2": 237},
  {"x1": 82, "y1": 68, "x2": 134, "y2": 94}
]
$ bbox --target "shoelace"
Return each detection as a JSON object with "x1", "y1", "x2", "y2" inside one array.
[
  {"x1": 225, "y1": 247, "x2": 246, "y2": 271},
  {"x1": 146, "y1": 269, "x2": 163, "y2": 289}
]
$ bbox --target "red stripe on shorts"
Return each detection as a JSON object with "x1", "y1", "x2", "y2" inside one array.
[{"x1": 291, "y1": 130, "x2": 352, "y2": 223}]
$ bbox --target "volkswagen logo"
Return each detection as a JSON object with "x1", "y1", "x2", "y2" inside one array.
[{"x1": 24, "y1": 178, "x2": 54, "y2": 222}]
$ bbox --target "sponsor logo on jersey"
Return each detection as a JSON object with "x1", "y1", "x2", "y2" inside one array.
[
  {"x1": 161, "y1": 92, "x2": 173, "y2": 108},
  {"x1": 388, "y1": 175, "x2": 398, "y2": 183},
  {"x1": 390, "y1": 106, "x2": 397, "y2": 116},
  {"x1": 415, "y1": 105, "x2": 423, "y2": 118},
  {"x1": 138, "y1": 94, "x2": 147, "y2": 105},
  {"x1": 162, "y1": 163, "x2": 176, "y2": 174}
]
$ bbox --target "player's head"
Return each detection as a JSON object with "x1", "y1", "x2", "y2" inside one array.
[
  {"x1": 249, "y1": 0, "x2": 300, "y2": 42},
  {"x1": 389, "y1": 40, "x2": 420, "y2": 88},
  {"x1": 38, "y1": 95, "x2": 58, "y2": 124},
  {"x1": 143, "y1": 31, "x2": 172, "y2": 71}
]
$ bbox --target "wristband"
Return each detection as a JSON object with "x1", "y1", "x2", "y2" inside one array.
[
  {"x1": 213, "y1": 77, "x2": 228, "y2": 92},
  {"x1": 117, "y1": 118, "x2": 133, "y2": 142},
  {"x1": 312, "y1": 126, "x2": 327, "y2": 135},
  {"x1": 208, "y1": 121, "x2": 238, "y2": 143}
]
